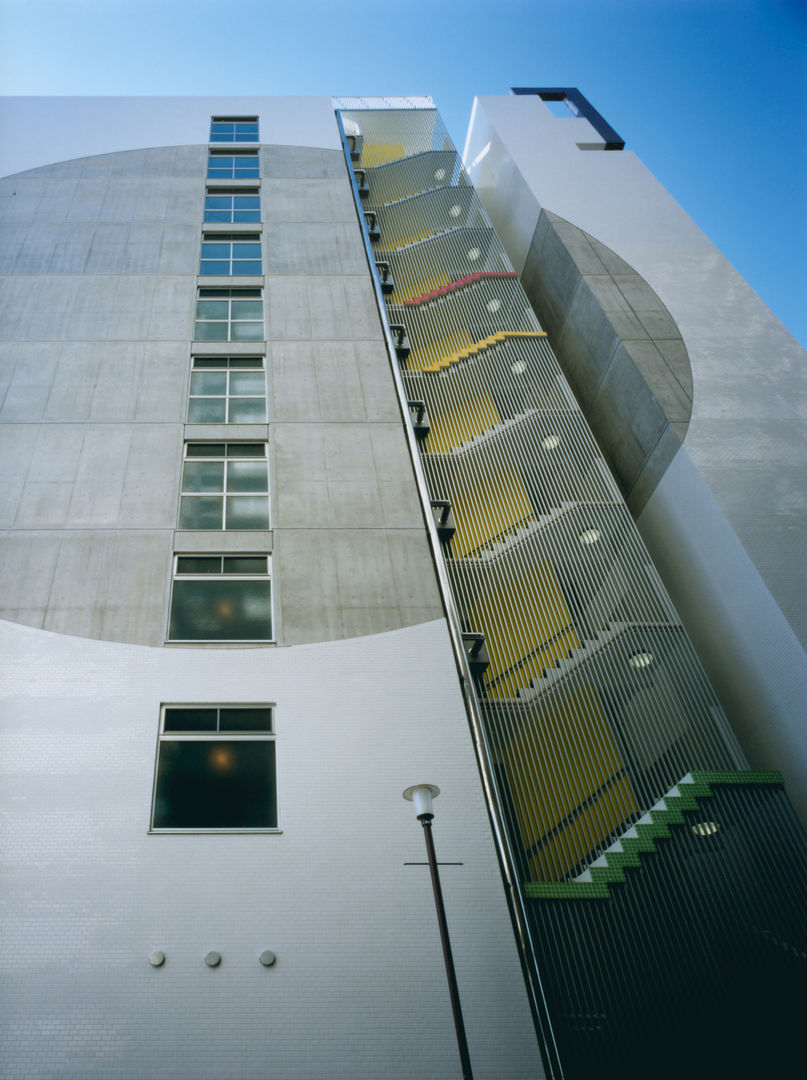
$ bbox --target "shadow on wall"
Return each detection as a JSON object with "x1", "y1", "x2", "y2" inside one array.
[{"x1": 520, "y1": 209, "x2": 693, "y2": 516}]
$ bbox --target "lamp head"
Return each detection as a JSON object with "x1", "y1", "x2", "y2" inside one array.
[{"x1": 402, "y1": 783, "x2": 441, "y2": 820}]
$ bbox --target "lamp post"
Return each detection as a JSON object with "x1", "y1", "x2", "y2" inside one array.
[{"x1": 403, "y1": 784, "x2": 473, "y2": 1080}]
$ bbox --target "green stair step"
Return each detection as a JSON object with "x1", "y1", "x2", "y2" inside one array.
[{"x1": 523, "y1": 770, "x2": 784, "y2": 901}]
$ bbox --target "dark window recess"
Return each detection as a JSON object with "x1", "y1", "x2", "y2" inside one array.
[
  {"x1": 168, "y1": 555, "x2": 272, "y2": 640},
  {"x1": 163, "y1": 706, "x2": 272, "y2": 732},
  {"x1": 153, "y1": 704, "x2": 276, "y2": 830},
  {"x1": 169, "y1": 579, "x2": 271, "y2": 639},
  {"x1": 153, "y1": 740, "x2": 276, "y2": 828}
]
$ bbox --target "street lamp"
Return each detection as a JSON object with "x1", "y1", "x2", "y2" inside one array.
[{"x1": 403, "y1": 784, "x2": 473, "y2": 1080}]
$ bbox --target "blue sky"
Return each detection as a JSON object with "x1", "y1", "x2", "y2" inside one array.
[{"x1": 1, "y1": 0, "x2": 805, "y2": 346}]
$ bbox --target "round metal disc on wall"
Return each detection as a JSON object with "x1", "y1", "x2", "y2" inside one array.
[
  {"x1": 259, "y1": 950, "x2": 276, "y2": 967},
  {"x1": 204, "y1": 951, "x2": 221, "y2": 968},
  {"x1": 148, "y1": 951, "x2": 165, "y2": 967}
]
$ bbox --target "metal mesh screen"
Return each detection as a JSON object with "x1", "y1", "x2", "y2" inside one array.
[{"x1": 338, "y1": 104, "x2": 807, "y2": 1078}]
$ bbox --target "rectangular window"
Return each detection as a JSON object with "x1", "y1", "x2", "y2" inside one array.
[
  {"x1": 179, "y1": 442, "x2": 269, "y2": 531},
  {"x1": 200, "y1": 233, "x2": 262, "y2": 276},
  {"x1": 210, "y1": 116, "x2": 259, "y2": 143},
  {"x1": 152, "y1": 704, "x2": 276, "y2": 830},
  {"x1": 168, "y1": 554, "x2": 272, "y2": 641},
  {"x1": 207, "y1": 150, "x2": 259, "y2": 179},
  {"x1": 204, "y1": 189, "x2": 261, "y2": 223},
  {"x1": 194, "y1": 288, "x2": 263, "y2": 342},
  {"x1": 188, "y1": 357, "x2": 267, "y2": 424}
]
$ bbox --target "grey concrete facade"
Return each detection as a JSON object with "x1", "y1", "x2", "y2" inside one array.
[
  {"x1": 0, "y1": 137, "x2": 442, "y2": 645},
  {"x1": 518, "y1": 208, "x2": 692, "y2": 514},
  {"x1": 0, "y1": 97, "x2": 544, "y2": 1079},
  {"x1": 465, "y1": 93, "x2": 807, "y2": 816}
]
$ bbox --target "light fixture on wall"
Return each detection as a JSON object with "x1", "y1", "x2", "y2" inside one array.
[
  {"x1": 692, "y1": 821, "x2": 720, "y2": 837},
  {"x1": 628, "y1": 651, "x2": 654, "y2": 669},
  {"x1": 579, "y1": 528, "x2": 601, "y2": 545}
]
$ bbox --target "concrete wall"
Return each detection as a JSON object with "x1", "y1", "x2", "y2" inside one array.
[
  {"x1": 0, "y1": 615, "x2": 544, "y2": 1080},
  {"x1": 465, "y1": 93, "x2": 807, "y2": 817},
  {"x1": 258, "y1": 144, "x2": 442, "y2": 644},
  {"x1": 0, "y1": 136, "x2": 442, "y2": 645},
  {"x1": 518, "y1": 208, "x2": 691, "y2": 515}
]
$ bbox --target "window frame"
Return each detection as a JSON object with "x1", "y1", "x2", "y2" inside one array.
[
  {"x1": 194, "y1": 287, "x2": 264, "y2": 342},
  {"x1": 150, "y1": 703, "x2": 279, "y2": 834},
  {"x1": 207, "y1": 150, "x2": 260, "y2": 179},
  {"x1": 204, "y1": 189, "x2": 261, "y2": 224},
  {"x1": 167, "y1": 553, "x2": 273, "y2": 643},
  {"x1": 178, "y1": 441, "x2": 270, "y2": 531},
  {"x1": 199, "y1": 232, "x2": 263, "y2": 277},
  {"x1": 188, "y1": 356, "x2": 267, "y2": 424},
  {"x1": 210, "y1": 116, "x2": 259, "y2": 143}
]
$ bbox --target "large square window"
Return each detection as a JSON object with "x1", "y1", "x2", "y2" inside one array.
[
  {"x1": 152, "y1": 704, "x2": 276, "y2": 830},
  {"x1": 194, "y1": 288, "x2": 263, "y2": 342},
  {"x1": 200, "y1": 233, "x2": 262, "y2": 276},
  {"x1": 188, "y1": 357, "x2": 267, "y2": 423},
  {"x1": 168, "y1": 554, "x2": 272, "y2": 641},
  {"x1": 179, "y1": 442, "x2": 269, "y2": 530}
]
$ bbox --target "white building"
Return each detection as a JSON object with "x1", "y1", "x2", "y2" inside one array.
[{"x1": 1, "y1": 93, "x2": 805, "y2": 1080}]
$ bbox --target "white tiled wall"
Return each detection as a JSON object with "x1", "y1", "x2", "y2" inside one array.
[{"x1": 0, "y1": 616, "x2": 544, "y2": 1079}]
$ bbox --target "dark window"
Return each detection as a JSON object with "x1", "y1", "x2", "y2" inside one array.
[
  {"x1": 152, "y1": 705, "x2": 276, "y2": 830},
  {"x1": 168, "y1": 554, "x2": 272, "y2": 640}
]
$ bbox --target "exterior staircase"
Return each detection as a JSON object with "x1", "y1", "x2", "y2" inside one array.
[
  {"x1": 524, "y1": 771, "x2": 785, "y2": 899},
  {"x1": 415, "y1": 330, "x2": 547, "y2": 373}
]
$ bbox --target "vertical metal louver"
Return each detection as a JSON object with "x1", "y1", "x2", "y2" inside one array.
[{"x1": 337, "y1": 102, "x2": 807, "y2": 1080}]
